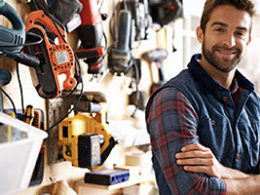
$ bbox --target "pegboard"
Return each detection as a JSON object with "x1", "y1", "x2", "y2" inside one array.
[{"x1": 46, "y1": 97, "x2": 66, "y2": 164}]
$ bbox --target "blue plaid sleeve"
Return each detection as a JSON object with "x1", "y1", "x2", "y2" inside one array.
[{"x1": 146, "y1": 87, "x2": 226, "y2": 194}]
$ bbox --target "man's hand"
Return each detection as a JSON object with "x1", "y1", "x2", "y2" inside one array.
[
  {"x1": 175, "y1": 143, "x2": 249, "y2": 179},
  {"x1": 175, "y1": 143, "x2": 224, "y2": 178}
]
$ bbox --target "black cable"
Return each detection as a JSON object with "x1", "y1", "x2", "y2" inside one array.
[
  {"x1": 34, "y1": 0, "x2": 67, "y2": 43},
  {"x1": 0, "y1": 86, "x2": 17, "y2": 116},
  {"x1": 46, "y1": 80, "x2": 84, "y2": 133},
  {"x1": 0, "y1": 31, "x2": 43, "y2": 48},
  {"x1": 103, "y1": 32, "x2": 108, "y2": 51},
  {"x1": 130, "y1": 56, "x2": 140, "y2": 118},
  {"x1": 45, "y1": 52, "x2": 83, "y2": 132},
  {"x1": 32, "y1": 0, "x2": 85, "y2": 132},
  {"x1": 16, "y1": 63, "x2": 25, "y2": 113},
  {"x1": 113, "y1": 0, "x2": 117, "y2": 42},
  {"x1": 61, "y1": 55, "x2": 82, "y2": 98}
]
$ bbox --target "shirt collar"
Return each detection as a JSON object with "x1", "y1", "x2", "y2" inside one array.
[
  {"x1": 230, "y1": 78, "x2": 239, "y2": 95},
  {"x1": 187, "y1": 54, "x2": 254, "y2": 93}
]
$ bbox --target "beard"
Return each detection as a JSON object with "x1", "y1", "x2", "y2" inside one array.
[{"x1": 202, "y1": 42, "x2": 242, "y2": 73}]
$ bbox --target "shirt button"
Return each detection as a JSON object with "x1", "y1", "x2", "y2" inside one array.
[
  {"x1": 237, "y1": 154, "x2": 241, "y2": 159},
  {"x1": 223, "y1": 96, "x2": 228, "y2": 101},
  {"x1": 211, "y1": 120, "x2": 215, "y2": 125}
]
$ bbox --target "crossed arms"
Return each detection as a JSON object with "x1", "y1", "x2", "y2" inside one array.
[
  {"x1": 146, "y1": 87, "x2": 260, "y2": 195},
  {"x1": 176, "y1": 143, "x2": 260, "y2": 195}
]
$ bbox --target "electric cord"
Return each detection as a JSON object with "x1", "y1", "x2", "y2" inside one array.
[
  {"x1": 45, "y1": 52, "x2": 83, "y2": 132},
  {"x1": 32, "y1": 0, "x2": 85, "y2": 132},
  {"x1": 0, "y1": 89, "x2": 3, "y2": 112},
  {"x1": 0, "y1": 86, "x2": 17, "y2": 116},
  {"x1": 46, "y1": 80, "x2": 84, "y2": 133},
  {"x1": 0, "y1": 31, "x2": 43, "y2": 48},
  {"x1": 16, "y1": 63, "x2": 25, "y2": 113},
  {"x1": 103, "y1": 31, "x2": 108, "y2": 51},
  {"x1": 130, "y1": 55, "x2": 141, "y2": 118}
]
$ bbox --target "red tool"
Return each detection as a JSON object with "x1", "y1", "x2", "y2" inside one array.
[{"x1": 75, "y1": 0, "x2": 105, "y2": 75}]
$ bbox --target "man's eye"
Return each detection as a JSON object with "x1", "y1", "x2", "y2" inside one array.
[
  {"x1": 235, "y1": 31, "x2": 245, "y2": 37},
  {"x1": 215, "y1": 28, "x2": 225, "y2": 32}
]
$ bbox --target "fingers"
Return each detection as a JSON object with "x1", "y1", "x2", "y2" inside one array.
[
  {"x1": 181, "y1": 143, "x2": 209, "y2": 152},
  {"x1": 175, "y1": 150, "x2": 213, "y2": 159},
  {"x1": 182, "y1": 165, "x2": 209, "y2": 173},
  {"x1": 176, "y1": 158, "x2": 214, "y2": 166}
]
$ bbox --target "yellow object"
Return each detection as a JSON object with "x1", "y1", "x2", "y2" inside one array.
[
  {"x1": 58, "y1": 102, "x2": 116, "y2": 168},
  {"x1": 7, "y1": 112, "x2": 15, "y2": 142}
]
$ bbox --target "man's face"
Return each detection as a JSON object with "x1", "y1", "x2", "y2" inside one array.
[{"x1": 197, "y1": 5, "x2": 252, "y2": 73}]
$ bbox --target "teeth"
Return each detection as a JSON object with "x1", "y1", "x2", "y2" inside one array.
[{"x1": 218, "y1": 49, "x2": 235, "y2": 55}]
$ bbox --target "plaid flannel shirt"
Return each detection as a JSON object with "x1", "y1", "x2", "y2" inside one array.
[{"x1": 146, "y1": 54, "x2": 260, "y2": 195}]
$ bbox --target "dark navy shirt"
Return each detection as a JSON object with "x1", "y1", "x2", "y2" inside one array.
[{"x1": 146, "y1": 54, "x2": 260, "y2": 195}]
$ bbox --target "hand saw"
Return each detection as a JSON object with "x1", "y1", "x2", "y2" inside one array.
[{"x1": 25, "y1": 10, "x2": 77, "y2": 98}]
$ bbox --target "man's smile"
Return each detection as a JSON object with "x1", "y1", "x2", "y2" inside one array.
[{"x1": 215, "y1": 48, "x2": 238, "y2": 58}]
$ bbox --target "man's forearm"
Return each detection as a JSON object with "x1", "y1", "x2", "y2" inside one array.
[
  {"x1": 221, "y1": 166, "x2": 249, "y2": 179},
  {"x1": 225, "y1": 174, "x2": 260, "y2": 195},
  {"x1": 176, "y1": 143, "x2": 251, "y2": 179}
]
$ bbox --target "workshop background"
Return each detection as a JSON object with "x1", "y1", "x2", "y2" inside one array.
[{"x1": 1, "y1": 0, "x2": 260, "y2": 195}]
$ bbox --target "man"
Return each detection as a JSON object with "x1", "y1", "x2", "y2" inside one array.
[{"x1": 145, "y1": 0, "x2": 260, "y2": 194}]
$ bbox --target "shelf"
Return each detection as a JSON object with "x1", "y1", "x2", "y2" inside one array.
[{"x1": 76, "y1": 175, "x2": 155, "y2": 194}]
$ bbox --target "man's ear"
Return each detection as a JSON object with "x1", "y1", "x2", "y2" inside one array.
[{"x1": 196, "y1": 26, "x2": 204, "y2": 44}]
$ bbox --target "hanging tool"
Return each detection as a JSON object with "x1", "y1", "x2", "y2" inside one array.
[
  {"x1": 75, "y1": 0, "x2": 106, "y2": 76},
  {"x1": 108, "y1": 6, "x2": 143, "y2": 113},
  {"x1": 0, "y1": 0, "x2": 41, "y2": 67},
  {"x1": 116, "y1": 0, "x2": 150, "y2": 41},
  {"x1": 58, "y1": 92, "x2": 117, "y2": 169},
  {"x1": 108, "y1": 9, "x2": 133, "y2": 75},
  {"x1": 0, "y1": 0, "x2": 41, "y2": 69},
  {"x1": 0, "y1": 0, "x2": 77, "y2": 99},
  {"x1": 49, "y1": 0, "x2": 82, "y2": 32},
  {"x1": 148, "y1": 0, "x2": 183, "y2": 27},
  {"x1": 142, "y1": 48, "x2": 168, "y2": 93},
  {"x1": 0, "y1": 0, "x2": 25, "y2": 53},
  {"x1": 24, "y1": 10, "x2": 77, "y2": 98}
]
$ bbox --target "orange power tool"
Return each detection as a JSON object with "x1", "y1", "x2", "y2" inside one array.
[{"x1": 25, "y1": 10, "x2": 77, "y2": 98}]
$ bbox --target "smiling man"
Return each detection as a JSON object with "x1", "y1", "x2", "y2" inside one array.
[{"x1": 146, "y1": 0, "x2": 260, "y2": 194}]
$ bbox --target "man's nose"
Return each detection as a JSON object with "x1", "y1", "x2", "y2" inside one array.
[{"x1": 222, "y1": 33, "x2": 236, "y2": 47}]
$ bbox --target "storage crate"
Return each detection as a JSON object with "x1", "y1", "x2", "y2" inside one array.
[{"x1": 0, "y1": 112, "x2": 47, "y2": 194}]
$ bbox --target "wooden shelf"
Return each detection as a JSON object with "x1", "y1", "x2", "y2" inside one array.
[{"x1": 76, "y1": 175, "x2": 155, "y2": 195}]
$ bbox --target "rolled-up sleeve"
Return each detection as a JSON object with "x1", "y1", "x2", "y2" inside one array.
[{"x1": 146, "y1": 87, "x2": 226, "y2": 194}]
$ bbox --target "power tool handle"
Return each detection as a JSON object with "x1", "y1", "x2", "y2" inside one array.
[
  {"x1": 101, "y1": 137, "x2": 117, "y2": 164},
  {"x1": 7, "y1": 52, "x2": 40, "y2": 68},
  {"x1": 116, "y1": 10, "x2": 131, "y2": 51},
  {"x1": 0, "y1": 2, "x2": 25, "y2": 50},
  {"x1": 157, "y1": 61, "x2": 165, "y2": 82}
]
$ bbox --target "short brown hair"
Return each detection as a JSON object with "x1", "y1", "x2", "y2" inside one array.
[{"x1": 200, "y1": 0, "x2": 255, "y2": 33}]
